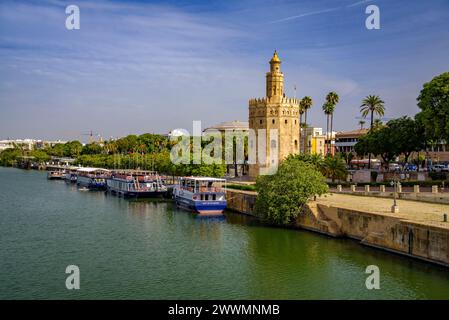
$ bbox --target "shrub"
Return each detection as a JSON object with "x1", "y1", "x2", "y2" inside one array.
[{"x1": 255, "y1": 157, "x2": 328, "y2": 225}]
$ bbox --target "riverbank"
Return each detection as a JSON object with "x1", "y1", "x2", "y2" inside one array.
[{"x1": 226, "y1": 189, "x2": 449, "y2": 267}]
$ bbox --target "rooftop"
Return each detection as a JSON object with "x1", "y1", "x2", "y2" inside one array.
[
  {"x1": 204, "y1": 120, "x2": 249, "y2": 132},
  {"x1": 336, "y1": 128, "x2": 369, "y2": 138}
]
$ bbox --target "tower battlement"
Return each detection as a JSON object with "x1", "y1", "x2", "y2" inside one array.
[{"x1": 249, "y1": 97, "x2": 300, "y2": 107}]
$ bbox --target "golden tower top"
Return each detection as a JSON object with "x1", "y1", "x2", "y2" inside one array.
[
  {"x1": 270, "y1": 50, "x2": 281, "y2": 63},
  {"x1": 266, "y1": 50, "x2": 283, "y2": 98}
]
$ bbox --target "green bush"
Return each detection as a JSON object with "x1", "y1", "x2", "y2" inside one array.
[
  {"x1": 429, "y1": 171, "x2": 446, "y2": 181},
  {"x1": 255, "y1": 157, "x2": 328, "y2": 225},
  {"x1": 227, "y1": 184, "x2": 256, "y2": 191}
]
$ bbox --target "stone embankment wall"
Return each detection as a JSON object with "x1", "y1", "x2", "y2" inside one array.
[{"x1": 225, "y1": 189, "x2": 449, "y2": 267}]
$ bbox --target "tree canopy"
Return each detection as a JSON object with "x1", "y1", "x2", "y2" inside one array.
[
  {"x1": 354, "y1": 116, "x2": 425, "y2": 165},
  {"x1": 416, "y1": 72, "x2": 449, "y2": 141},
  {"x1": 255, "y1": 157, "x2": 328, "y2": 225}
]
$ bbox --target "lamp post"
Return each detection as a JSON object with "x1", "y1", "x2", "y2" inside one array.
[{"x1": 390, "y1": 175, "x2": 399, "y2": 213}]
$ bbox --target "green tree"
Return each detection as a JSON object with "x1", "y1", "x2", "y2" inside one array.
[
  {"x1": 255, "y1": 157, "x2": 328, "y2": 225},
  {"x1": 325, "y1": 92, "x2": 339, "y2": 154},
  {"x1": 360, "y1": 95, "x2": 385, "y2": 168},
  {"x1": 416, "y1": 72, "x2": 449, "y2": 141},
  {"x1": 360, "y1": 95, "x2": 385, "y2": 129},
  {"x1": 358, "y1": 120, "x2": 365, "y2": 130},
  {"x1": 0, "y1": 148, "x2": 22, "y2": 166},
  {"x1": 29, "y1": 150, "x2": 51, "y2": 163},
  {"x1": 322, "y1": 156, "x2": 347, "y2": 182},
  {"x1": 300, "y1": 96, "x2": 313, "y2": 154},
  {"x1": 322, "y1": 102, "x2": 333, "y2": 154},
  {"x1": 387, "y1": 117, "x2": 425, "y2": 164},
  {"x1": 81, "y1": 143, "x2": 103, "y2": 155}
]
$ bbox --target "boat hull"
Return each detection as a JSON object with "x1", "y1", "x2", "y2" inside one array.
[
  {"x1": 77, "y1": 176, "x2": 107, "y2": 190},
  {"x1": 175, "y1": 196, "x2": 226, "y2": 216},
  {"x1": 47, "y1": 176, "x2": 64, "y2": 180},
  {"x1": 108, "y1": 188, "x2": 167, "y2": 198}
]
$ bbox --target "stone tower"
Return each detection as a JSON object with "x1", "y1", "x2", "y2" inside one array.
[{"x1": 248, "y1": 51, "x2": 300, "y2": 178}]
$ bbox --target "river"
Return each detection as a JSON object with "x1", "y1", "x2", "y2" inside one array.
[{"x1": 0, "y1": 167, "x2": 448, "y2": 299}]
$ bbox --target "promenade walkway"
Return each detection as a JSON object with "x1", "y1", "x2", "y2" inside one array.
[{"x1": 317, "y1": 193, "x2": 449, "y2": 229}]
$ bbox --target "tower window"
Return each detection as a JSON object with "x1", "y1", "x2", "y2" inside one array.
[
  {"x1": 260, "y1": 120, "x2": 262, "y2": 124},
  {"x1": 272, "y1": 119, "x2": 275, "y2": 124},
  {"x1": 295, "y1": 120, "x2": 297, "y2": 124},
  {"x1": 285, "y1": 119, "x2": 288, "y2": 124},
  {"x1": 295, "y1": 140, "x2": 298, "y2": 148}
]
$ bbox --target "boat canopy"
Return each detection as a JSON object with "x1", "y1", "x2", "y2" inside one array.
[
  {"x1": 77, "y1": 167, "x2": 110, "y2": 173},
  {"x1": 182, "y1": 177, "x2": 226, "y2": 182}
]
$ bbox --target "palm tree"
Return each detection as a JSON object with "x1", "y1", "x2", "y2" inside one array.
[
  {"x1": 298, "y1": 103, "x2": 305, "y2": 153},
  {"x1": 322, "y1": 102, "x2": 334, "y2": 155},
  {"x1": 360, "y1": 95, "x2": 385, "y2": 168},
  {"x1": 300, "y1": 96, "x2": 313, "y2": 153},
  {"x1": 322, "y1": 156, "x2": 347, "y2": 182},
  {"x1": 360, "y1": 95, "x2": 385, "y2": 130},
  {"x1": 372, "y1": 119, "x2": 383, "y2": 131},
  {"x1": 325, "y1": 92, "x2": 339, "y2": 155},
  {"x1": 358, "y1": 120, "x2": 366, "y2": 130}
]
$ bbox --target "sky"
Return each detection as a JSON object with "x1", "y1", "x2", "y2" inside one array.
[{"x1": 1, "y1": 0, "x2": 449, "y2": 142}]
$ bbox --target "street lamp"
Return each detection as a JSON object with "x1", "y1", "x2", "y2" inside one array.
[{"x1": 390, "y1": 176, "x2": 399, "y2": 213}]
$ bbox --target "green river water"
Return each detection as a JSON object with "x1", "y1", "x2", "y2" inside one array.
[{"x1": 1, "y1": 167, "x2": 449, "y2": 299}]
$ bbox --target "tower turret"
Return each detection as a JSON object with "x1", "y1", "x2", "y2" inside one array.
[{"x1": 266, "y1": 50, "x2": 284, "y2": 100}]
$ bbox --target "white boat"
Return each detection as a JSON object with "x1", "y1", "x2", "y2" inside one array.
[
  {"x1": 173, "y1": 177, "x2": 227, "y2": 216},
  {"x1": 76, "y1": 168, "x2": 110, "y2": 190},
  {"x1": 47, "y1": 170, "x2": 65, "y2": 180},
  {"x1": 107, "y1": 170, "x2": 167, "y2": 198}
]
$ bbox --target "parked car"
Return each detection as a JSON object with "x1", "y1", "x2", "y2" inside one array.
[
  {"x1": 431, "y1": 164, "x2": 447, "y2": 172},
  {"x1": 404, "y1": 164, "x2": 417, "y2": 172},
  {"x1": 388, "y1": 163, "x2": 401, "y2": 172}
]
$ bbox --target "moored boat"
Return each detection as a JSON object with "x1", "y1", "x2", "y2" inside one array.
[
  {"x1": 47, "y1": 170, "x2": 65, "y2": 180},
  {"x1": 64, "y1": 167, "x2": 79, "y2": 183},
  {"x1": 76, "y1": 168, "x2": 110, "y2": 190},
  {"x1": 107, "y1": 170, "x2": 167, "y2": 198},
  {"x1": 173, "y1": 177, "x2": 227, "y2": 216}
]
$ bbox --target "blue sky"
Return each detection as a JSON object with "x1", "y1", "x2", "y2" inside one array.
[{"x1": 1, "y1": 0, "x2": 449, "y2": 141}]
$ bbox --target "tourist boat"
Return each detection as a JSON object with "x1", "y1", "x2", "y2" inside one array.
[
  {"x1": 76, "y1": 168, "x2": 110, "y2": 190},
  {"x1": 107, "y1": 170, "x2": 167, "y2": 198},
  {"x1": 64, "y1": 167, "x2": 79, "y2": 183},
  {"x1": 173, "y1": 177, "x2": 227, "y2": 216},
  {"x1": 47, "y1": 170, "x2": 65, "y2": 180}
]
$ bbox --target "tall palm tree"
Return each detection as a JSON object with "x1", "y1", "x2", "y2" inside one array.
[
  {"x1": 325, "y1": 92, "x2": 339, "y2": 155},
  {"x1": 358, "y1": 120, "x2": 366, "y2": 130},
  {"x1": 360, "y1": 95, "x2": 385, "y2": 168},
  {"x1": 322, "y1": 102, "x2": 333, "y2": 155},
  {"x1": 298, "y1": 102, "x2": 305, "y2": 153},
  {"x1": 360, "y1": 95, "x2": 385, "y2": 130},
  {"x1": 300, "y1": 96, "x2": 313, "y2": 153}
]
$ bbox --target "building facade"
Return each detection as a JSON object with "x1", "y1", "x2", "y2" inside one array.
[
  {"x1": 303, "y1": 127, "x2": 326, "y2": 155},
  {"x1": 334, "y1": 129, "x2": 368, "y2": 153},
  {"x1": 248, "y1": 51, "x2": 300, "y2": 177}
]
